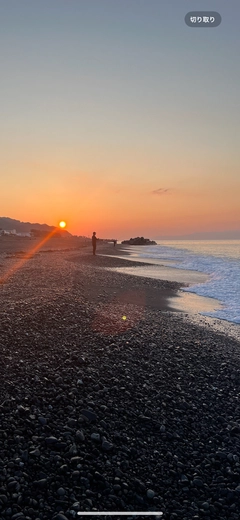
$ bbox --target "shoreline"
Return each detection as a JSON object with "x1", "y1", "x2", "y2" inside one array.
[
  {"x1": 1, "y1": 238, "x2": 239, "y2": 340},
  {"x1": 98, "y1": 245, "x2": 240, "y2": 343},
  {"x1": 0, "y1": 240, "x2": 240, "y2": 518}
]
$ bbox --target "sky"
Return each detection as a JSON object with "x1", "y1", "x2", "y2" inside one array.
[{"x1": 0, "y1": 0, "x2": 240, "y2": 239}]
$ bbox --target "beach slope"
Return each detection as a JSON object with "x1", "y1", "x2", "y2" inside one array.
[{"x1": 0, "y1": 240, "x2": 240, "y2": 519}]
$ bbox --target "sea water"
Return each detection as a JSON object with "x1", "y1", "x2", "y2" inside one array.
[{"x1": 131, "y1": 240, "x2": 240, "y2": 325}]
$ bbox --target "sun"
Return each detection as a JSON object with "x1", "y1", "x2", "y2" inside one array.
[{"x1": 59, "y1": 221, "x2": 66, "y2": 229}]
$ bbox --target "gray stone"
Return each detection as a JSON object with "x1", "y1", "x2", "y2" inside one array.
[
  {"x1": 91, "y1": 433, "x2": 100, "y2": 442},
  {"x1": 38, "y1": 417, "x2": 47, "y2": 425},
  {"x1": 45, "y1": 436, "x2": 58, "y2": 444},
  {"x1": 76, "y1": 430, "x2": 85, "y2": 442},
  {"x1": 147, "y1": 489, "x2": 155, "y2": 499},
  {"x1": 102, "y1": 440, "x2": 113, "y2": 451},
  {"x1": 193, "y1": 478, "x2": 204, "y2": 488},
  {"x1": 30, "y1": 448, "x2": 40, "y2": 457},
  {"x1": 70, "y1": 456, "x2": 82, "y2": 465},
  {"x1": 57, "y1": 487, "x2": 66, "y2": 496},
  {"x1": 81, "y1": 409, "x2": 97, "y2": 421},
  {"x1": 33, "y1": 479, "x2": 47, "y2": 488}
]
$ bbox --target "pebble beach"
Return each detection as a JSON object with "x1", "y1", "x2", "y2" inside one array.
[{"x1": 0, "y1": 237, "x2": 240, "y2": 520}]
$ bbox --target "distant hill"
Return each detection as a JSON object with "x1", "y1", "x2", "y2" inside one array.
[
  {"x1": 0, "y1": 217, "x2": 72, "y2": 236},
  {"x1": 156, "y1": 230, "x2": 240, "y2": 240}
]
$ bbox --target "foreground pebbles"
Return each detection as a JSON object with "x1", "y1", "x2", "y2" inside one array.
[{"x1": 0, "y1": 248, "x2": 240, "y2": 520}]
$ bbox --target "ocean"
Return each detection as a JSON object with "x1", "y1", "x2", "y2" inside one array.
[{"x1": 119, "y1": 240, "x2": 240, "y2": 325}]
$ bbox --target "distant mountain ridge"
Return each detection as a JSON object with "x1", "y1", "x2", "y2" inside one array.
[{"x1": 0, "y1": 217, "x2": 72, "y2": 236}]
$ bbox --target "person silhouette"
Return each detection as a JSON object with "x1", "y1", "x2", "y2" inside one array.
[{"x1": 92, "y1": 232, "x2": 97, "y2": 255}]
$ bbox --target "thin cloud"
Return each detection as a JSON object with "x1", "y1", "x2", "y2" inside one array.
[{"x1": 151, "y1": 188, "x2": 170, "y2": 195}]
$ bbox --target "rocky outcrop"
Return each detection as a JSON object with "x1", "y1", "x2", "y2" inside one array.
[{"x1": 121, "y1": 236, "x2": 157, "y2": 245}]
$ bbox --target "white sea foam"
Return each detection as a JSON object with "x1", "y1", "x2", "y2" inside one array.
[{"x1": 135, "y1": 241, "x2": 240, "y2": 324}]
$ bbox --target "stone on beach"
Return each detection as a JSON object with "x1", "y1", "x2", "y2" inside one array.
[{"x1": 0, "y1": 241, "x2": 240, "y2": 519}]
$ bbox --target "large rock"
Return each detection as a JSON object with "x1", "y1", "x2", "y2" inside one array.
[{"x1": 121, "y1": 236, "x2": 157, "y2": 245}]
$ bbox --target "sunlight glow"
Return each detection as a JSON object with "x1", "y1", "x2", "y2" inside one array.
[{"x1": 59, "y1": 221, "x2": 66, "y2": 229}]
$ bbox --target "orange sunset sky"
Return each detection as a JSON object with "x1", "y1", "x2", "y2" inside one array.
[{"x1": 1, "y1": 1, "x2": 240, "y2": 239}]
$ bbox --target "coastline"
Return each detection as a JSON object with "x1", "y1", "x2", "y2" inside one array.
[
  {"x1": 98, "y1": 245, "x2": 240, "y2": 343},
  {"x1": 0, "y1": 239, "x2": 240, "y2": 518}
]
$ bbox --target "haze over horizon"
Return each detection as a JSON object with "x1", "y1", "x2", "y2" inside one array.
[
  {"x1": 1, "y1": 216, "x2": 240, "y2": 242},
  {"x1": 1, "y1": 1, "x2": 240, "y2": 238}
]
